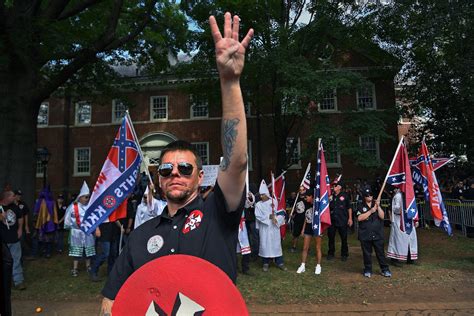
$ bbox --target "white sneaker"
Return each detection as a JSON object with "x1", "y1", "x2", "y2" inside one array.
[
  {"x1": 315, "y1": 264, "x2": 322, "y2": 275},
  {"x1": 296, "y1": 263, "x2": 306, "y2": 274}
]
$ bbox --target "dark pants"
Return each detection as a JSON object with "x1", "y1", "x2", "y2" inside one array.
[
  {"x1": 91, "y1": 240, "x2": 118, "y2": 276},
  {"x1": 246, "y1": 220, "x2": 259, "y2": 260},
  {"x1": 262, "y1": 256, "x2": 284, "y2": 266},
  {"x1": 2, "y1": 243, "x2": 13, "y2": 316},
  {"x1": 360, "y1": 239, "x2": 389, "y2": 273},
  {"x1": 327, "y1": 225, "x2": 349, "y2": 257},
  {"x1": 241, "y1": 254, "x2": 250, "y2": 273}
]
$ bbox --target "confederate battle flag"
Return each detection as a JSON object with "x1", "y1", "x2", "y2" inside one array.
[
  {"x1": 81, "y1": 113, "x2": 142, "y2": 234},
  {"x1": 312, "y1": 140, "x2": 332, "y2": 236}
]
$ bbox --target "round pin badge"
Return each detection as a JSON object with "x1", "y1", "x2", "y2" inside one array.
[
  {"x1": 147, "y1": 235, "x2": 164, "y2": 254},
  {"x1": 113, "y1": 254, "x2": 248, "y2": 315},
  {"x1": 363, "y1": 207, "x2": 367, "y2": 212}
]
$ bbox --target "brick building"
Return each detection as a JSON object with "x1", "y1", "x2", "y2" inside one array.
[{"x1": 36, "y1": 46, "x2": 401, "y2": 198}]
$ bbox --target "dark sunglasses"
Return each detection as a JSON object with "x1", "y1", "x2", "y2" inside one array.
[{"x1": 158, "y1": 162, "x2": 194, "y2": 177}]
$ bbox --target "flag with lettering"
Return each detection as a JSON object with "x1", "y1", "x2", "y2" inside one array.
[
  {"x1": 386, "y1": 139, "x2": 418, "y2": 234},
  {"x1": 312, "y1": 141, "x2": 332, "y2": 236},
  {"x1": 81, "y1": 114, "x2": 141, "y2": 234},
  {"x1": 415, "y1": 141, "x2": 452, "y2": 236},
  {"x1": 410, "y1": 156, "x2": 453, "y2": 188}
]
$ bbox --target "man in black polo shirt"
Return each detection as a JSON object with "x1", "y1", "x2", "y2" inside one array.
[
  {"x1": 327, "y1": 182, "x2": 352, "y2": 261},
  {"x1": 356, "y1": 188, "x2": 391, "y2": 278},
  {"x1": 100, "y1": 12, "x2": 254, "y2": 313}
]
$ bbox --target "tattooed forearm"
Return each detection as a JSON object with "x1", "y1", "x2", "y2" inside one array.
[{"x1": 220, "y1": 118, "x2": 240, "y2": 171}]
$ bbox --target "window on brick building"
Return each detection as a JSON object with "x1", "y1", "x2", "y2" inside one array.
[
  {"x1": 357, "y1": 84, "x2": 376, "y2": 110},
  {"x1": 325, "y1": 138, "x2": 341, "y2": 167},
  {"x1": 286, "y1": 137, "x2": 301, "y2": 169},
  {"x1": 75, "y1": 101, "x2": 92, "y2": 125},
  {"x1": 112, "y1": 100, "x2": 128, "y2": 123},
  {"x1": 74, "y1": 147, "x2": 91, "y2": 175},
  {"x1": 319, "y1": 89, "x2": 337, "y2": 111},
  {"x1": 191, "y1": 142, "x2": 209, "y2": 165},
  {"x1": 37, "y1": 102, "x2": 49, "y2": 126},
  {"x1": 150, "y1": 96, "x2": 168, "y2": 120},
  {"x1": 359, "y1": 136, "x2": 380, "y2": 159},
  {"x1": 36, "y1": 158, "x2": 45, "y2": 177},
  {"x1": 190, "y1": 95, "x2": 209, "y2": 118}
]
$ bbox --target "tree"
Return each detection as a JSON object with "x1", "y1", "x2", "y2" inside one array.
[
  {"x1": 362, "y1": 0, "x2": 474, "y2": 173},
  {"x1": 0, "y1": 0, "x2": 189, "y2": 205},
  {"x1": 180, "y1": 0, "x2": 398, "y2": 177}
]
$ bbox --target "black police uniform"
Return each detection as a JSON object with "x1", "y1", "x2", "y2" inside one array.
[
  {"x1": 356, "y1": 201, "x2": 389, "y2": 274},
  {"x1": 328, "y1": 192, "x2": 351, "y2": 259},
  {"x1": 102, "y1": 182, "x2": 244, "y2": 300}
]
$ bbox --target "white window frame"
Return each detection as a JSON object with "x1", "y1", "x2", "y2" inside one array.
[
  {"x1": 325, "y1": 138, "x2": 342, "y2": 168},
  {"x1": 37, "y1": 102, "x2": 49, "y2": 127},
  {"x1": 359, "y1": 136, "x2": 380, "y2": 160},
  {"x1": 191, "y1": 142, "x2": 209, "y2": 165},
  {"x1": 36, "y1": 159, "x2": 45, "y2": 178},
  {"x1": 318, "y1": 89, "x2": 338, "y2": 112},
  {"x1": 150, "y1": 96, "x2": 168, "y2": 121},
  {"x1": 356, "y1": 83, "x2": 377, "y2": 110},
  {"x1": 286, "y1": 137, "x2": 302, "y2": 169},
  {"x1": 75, "y1": 101, "x2": 92, "y2": 126},
  {"x1": 189, "y1": 95, "x2": 209, "y2": 119},
  {"x1": 74, "y1": 147, "x2": 91, "y2": 176},
  {"x1": 248, "y1": 139, "x2": 253, "y2": 171},
  {"x1": 112, "y1": 99, "x2": 127, "y2": 123}
]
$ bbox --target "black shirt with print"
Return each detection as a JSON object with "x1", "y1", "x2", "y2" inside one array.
[
  {"x1": 329, "y1": 192, "x2": 352, "y2": 227},
  {"x1": 356, "y1": 201, "x2": 384, "y2": 241},
  {"x1": 102, "y1": 182, "x2": 245, "y2": 300},
  {"x1": 1, "y1": 203, "x2": 22, "y2": 243}
]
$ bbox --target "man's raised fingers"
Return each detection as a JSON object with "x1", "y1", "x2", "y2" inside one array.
[
  {"x1": 232, "y1": 15, "x2": 240, "y2": 41},
  {"x1": 209, "y1": 15, "x2": 222, "y2": 44},
  {"x1": 224, "y1": 12, "x2": 232, "y2": 38},
  {"x1": 240, "y1": 29, "x2": 254, "y2": 49}
]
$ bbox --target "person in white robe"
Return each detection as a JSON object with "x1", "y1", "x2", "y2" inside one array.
[
  {"x1": 255, "y1": 180, "x2": 287, "y2": 272},
  {"x1": 134, "y1": 187, "x2": 166, "y2": 229},
  {"x1": 64, "y1": 181, "x2": 96, "y2": 277},
  {"x1": 387, "y1": 188, "x2": 418, "y2": 265}
]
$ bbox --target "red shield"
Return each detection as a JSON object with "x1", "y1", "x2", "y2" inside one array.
[{"x1": 112, "y1": 255, "x2": 248, "y2": 315}]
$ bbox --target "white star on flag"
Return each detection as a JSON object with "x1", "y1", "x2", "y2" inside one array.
[{"x1": 410, "y1": 208, "x2": 416, "y2": 213}]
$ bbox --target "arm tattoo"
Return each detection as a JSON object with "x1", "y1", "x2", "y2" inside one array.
[{"x1": 220, "y1": 118, "x2": 240, "y2": 171}]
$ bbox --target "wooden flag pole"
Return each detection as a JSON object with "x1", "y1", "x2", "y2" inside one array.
[{"x1": 376, "y1": 136, "x2": 405, "y2": 202}]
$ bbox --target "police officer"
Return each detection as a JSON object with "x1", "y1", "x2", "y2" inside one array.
[
  {"x1": 100, "y1": 13, "x2": 254, "y2": 314},
  {"x1": 327, "y1": 181, "x2": 352, "y2": 261},
  {"x1": 356, "y1": 188, "x2": 391, "y2": 278}
]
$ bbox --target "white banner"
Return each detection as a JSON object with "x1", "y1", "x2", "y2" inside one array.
[{"x1": 201, "y1": 165, "x2": 219, "y2": 187}]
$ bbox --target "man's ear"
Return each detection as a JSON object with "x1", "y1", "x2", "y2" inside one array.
[{"x1": 197, "y1": 170, "x2": 204, "y2": 186}]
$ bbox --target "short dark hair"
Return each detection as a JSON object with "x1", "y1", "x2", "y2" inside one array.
[{"x1": 159, "y1": 140, "x2": 203, "y2": 169}]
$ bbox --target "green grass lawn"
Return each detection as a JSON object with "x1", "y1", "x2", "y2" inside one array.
[{"x1": 12, "y1": 227, "x2": 474, "y2": 305}]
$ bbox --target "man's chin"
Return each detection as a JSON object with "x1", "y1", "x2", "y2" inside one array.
[{"x1": 166, "y1": 191, "x2": 190, "y2": 203}]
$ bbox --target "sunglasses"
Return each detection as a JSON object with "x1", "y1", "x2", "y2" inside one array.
[{"x1": 158, "y1": 162, "x2": 195, "y2": 177}]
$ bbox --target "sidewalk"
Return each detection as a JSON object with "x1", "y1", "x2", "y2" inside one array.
[{"x1": 12, "y1": 300, "x2": 474, "y2": 315}]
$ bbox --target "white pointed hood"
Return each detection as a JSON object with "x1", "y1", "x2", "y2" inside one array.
[
  {"x1": 259, "y1": 180, "x2": 270, "y2": 197},
  {"x1": 78, "y1": 181, "x2": 90, "y2": 199}
]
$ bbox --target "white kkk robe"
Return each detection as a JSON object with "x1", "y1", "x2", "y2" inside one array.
[
  {"x1": 134, "y1": 198, "x2": 166, "y2": 229},
  {"x1": 255, "y1": 198, "x2": 285, "y2": 258},
  {"x1": 64, "y1": 202, "x2": 96, "y2": 257},
  {"x1": 387, "y1": 191, "x2": 418, "y2": 261}
]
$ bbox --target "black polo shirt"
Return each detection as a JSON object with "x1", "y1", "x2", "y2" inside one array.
[
  {"x1": 102, "y1": 182, "x2": 244, "y2": 300},
  {"x1": 356, "y1": 201, "x2": 384, "y2": 241},
  {"x1": 329, "y1": 192, "x2": 352, "y2": 227}
]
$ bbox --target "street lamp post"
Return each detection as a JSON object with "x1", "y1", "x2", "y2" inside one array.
[{"x1": 37, "y1": 147, "x2": 51, "y2": 188}]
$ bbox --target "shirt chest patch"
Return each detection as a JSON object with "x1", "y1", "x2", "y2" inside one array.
[
  {"x1": 363, "y1": 207, "x2": 367, "y2": 212},
  {"x1": 339, "y1": 196, "x2": 345, "y2": 201},
  {"x1": 147, "y1": 235, "x2": 164, "y2": 254},
  {"x1": 182, "y1": 210, "x2": 204, "y2": 234}
]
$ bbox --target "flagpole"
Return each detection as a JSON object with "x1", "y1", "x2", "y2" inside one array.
[
  {"x1": 288, "y1": 162, "x2": 311, "y2": 223},
  {"x1": 125, "y1": 111, "x2": 154, "y2": 191},
  {"x1": 376, "y1": 136, "x2": 405, "y2": 202}
]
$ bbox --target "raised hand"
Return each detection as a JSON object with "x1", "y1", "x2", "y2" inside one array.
[{"x1": 209, "y1": 12, "x2": 254, "y2": 82}]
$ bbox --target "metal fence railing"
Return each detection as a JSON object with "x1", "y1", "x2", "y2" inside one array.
[{"x1": 351, "y1": 199, "x2": 474, "y2": 237}]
